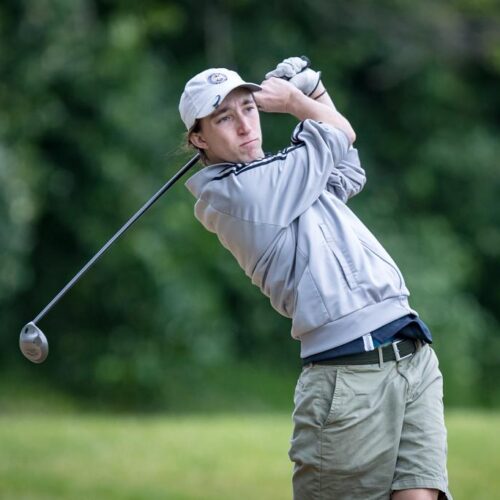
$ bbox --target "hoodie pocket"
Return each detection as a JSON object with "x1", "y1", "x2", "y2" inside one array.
[
  {"x1": 292, "y1": 266, "x2": 330, "y2": 336},
  {"x1": 319, "y1": 223, "x2": 359, "y2": 290},
  {"x1": 358, "y1": 238, "x2": 404, "y2": 289}
]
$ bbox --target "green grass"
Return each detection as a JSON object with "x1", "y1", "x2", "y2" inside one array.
[
  {"x1": 447, "y1": 411, "x2": 500, "y2": 499},
  {"x1": 0, "y1": 411, "x2": 498, "y2": 499}
]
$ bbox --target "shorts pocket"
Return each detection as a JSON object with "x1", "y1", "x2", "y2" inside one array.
[
  {"x1": 292, "y1": 366, "x2": 341, "y2": 429},
  {"x1": 323, "y1": 369, "x2": 350, "y2": 426}
]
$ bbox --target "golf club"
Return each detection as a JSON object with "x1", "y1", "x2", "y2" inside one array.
[{"x1": 19, "y1": 153, "x2": 200, "y2": 363}]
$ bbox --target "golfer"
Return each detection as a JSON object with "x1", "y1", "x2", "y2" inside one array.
[{"x1": 179, "y1": 57, "x2": 451, "y2": 500}]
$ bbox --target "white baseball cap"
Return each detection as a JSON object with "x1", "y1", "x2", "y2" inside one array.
[{"x1": 179, "y1": 68, "x2": 262, "y2": 130}]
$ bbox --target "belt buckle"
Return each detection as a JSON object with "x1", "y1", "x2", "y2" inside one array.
[{"x1": 392, "y1": 339, "x2": 413, "y2": 362}]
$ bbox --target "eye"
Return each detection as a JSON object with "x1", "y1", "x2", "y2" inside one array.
[{"x1": 216, "y1": 115, "x2": 231, "y2": 124}]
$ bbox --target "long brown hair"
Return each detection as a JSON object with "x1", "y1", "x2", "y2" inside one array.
[{"x1": 184, "y1": 119, "x2": 209, "y2": 165}]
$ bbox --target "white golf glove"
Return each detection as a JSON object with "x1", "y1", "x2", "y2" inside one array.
[{"x1": 265, "y1": 56, "x2": 321, "y2": 97}]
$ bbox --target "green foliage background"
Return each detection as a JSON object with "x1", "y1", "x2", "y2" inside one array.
[{"x1": 1, "y1": 0, "x2": 499, "y2": 410}]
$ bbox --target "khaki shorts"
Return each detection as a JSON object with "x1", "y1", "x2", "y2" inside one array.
[{"x1": 289, "y1": 344, "x2": 452, "y2": 500}]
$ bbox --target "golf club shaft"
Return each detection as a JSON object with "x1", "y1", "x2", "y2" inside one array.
[{"x1": 32, "y1": 153, "x2": 200, "y2": 325}]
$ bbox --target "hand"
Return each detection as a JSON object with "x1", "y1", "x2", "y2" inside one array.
[
  {"x1": 265, "y1": 56, "x2": 321, "y2": 97},
  {"x1": 265, "y1": 56, "x2": 310, "y2": 79},
  {"x1": 255, "y1": 78, "x2": 303, "y2": 114},
  {"x1": 257, "y1": 76, "x2": 355, "y2": 144}
]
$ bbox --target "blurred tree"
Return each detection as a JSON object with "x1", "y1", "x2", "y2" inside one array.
[{"x1": 0, "y1": 0, "x2": 498, "y2": 409}]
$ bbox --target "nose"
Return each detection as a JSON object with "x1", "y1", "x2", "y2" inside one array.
[{"x1": 236, "y1": 114, "x2": 251, "y2": 135}]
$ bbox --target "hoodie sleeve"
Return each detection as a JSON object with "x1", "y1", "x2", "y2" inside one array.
[
  {"x1": 193, "y1": 119, "x2": 352, "y2": 227},
  {"x1": 325, "y1": 145, "x2": 366, "y2": 203},
  {"x1": 292, "y1": 120, "x2": 366, "y2": 203}
]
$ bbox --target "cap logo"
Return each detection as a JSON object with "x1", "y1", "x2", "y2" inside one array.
[
  {"x1": 212, "y1": 95, "x2": 221, "y2": 108},
  {"x1": 208, "y1": 73, "x2": 227, "y2": 84}
]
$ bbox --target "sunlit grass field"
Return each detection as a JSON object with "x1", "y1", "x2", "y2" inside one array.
[{"x1": 0, "y1": 410, "x2": 499, "y2": 499}]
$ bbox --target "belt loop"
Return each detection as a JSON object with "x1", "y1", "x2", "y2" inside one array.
[{"x1": 378, "y1": 346, "x2": 384, "y2": 369}]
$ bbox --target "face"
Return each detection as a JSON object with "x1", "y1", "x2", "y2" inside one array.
[{"x1": 190, "y1": 88, "x2": 264, "y2": 164}]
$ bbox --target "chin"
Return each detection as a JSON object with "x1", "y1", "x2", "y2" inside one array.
[{"x1": 246, "y1": 148, "x2": 264, "y2": 163}]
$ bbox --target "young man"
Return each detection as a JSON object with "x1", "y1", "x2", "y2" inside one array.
[{"x1": 179, "y1": 58, "x2": 451, "y2": 500}]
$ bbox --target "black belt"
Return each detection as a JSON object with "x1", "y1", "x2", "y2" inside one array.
[{"x1": 310, "y1": 339, "x2": 418, "y2": 366}]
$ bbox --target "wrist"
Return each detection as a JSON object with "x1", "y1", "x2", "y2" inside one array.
[
  {"x1": 309, "y1": 81, "x2": 325, "y2": 100},
  {"x1": 286, "y1": 89, "x2": 311, "y2": 118}
]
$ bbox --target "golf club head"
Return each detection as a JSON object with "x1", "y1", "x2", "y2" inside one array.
[{"x1": 19, "y1": 322, "x2": 49, "y2": 364}]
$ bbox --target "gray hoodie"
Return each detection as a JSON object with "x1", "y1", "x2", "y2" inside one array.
[{"x1": 185, "y1": 119, "x2": 416, "y2": 358}]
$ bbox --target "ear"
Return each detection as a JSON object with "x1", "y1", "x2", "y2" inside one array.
[{"x1": 189, "y1": 131, "x2": 209, "y2": 151}]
